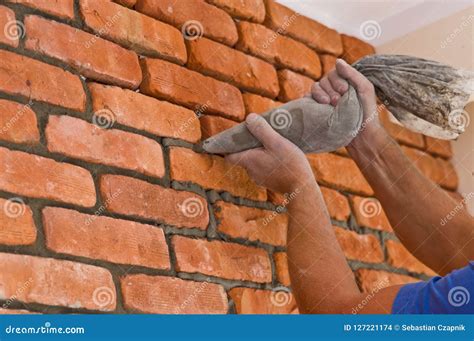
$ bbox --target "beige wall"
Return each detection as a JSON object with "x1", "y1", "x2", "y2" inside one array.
[{"x1": 378, "y1": 6, "x2": 474, "y2": 214}]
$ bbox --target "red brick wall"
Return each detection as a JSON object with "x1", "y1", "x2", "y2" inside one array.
[{"x1": 0, "y1": 0, "x2": 459, "y2": 314}]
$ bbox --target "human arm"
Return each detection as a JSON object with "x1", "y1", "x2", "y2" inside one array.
[
  {"x1": 225, "y1": 114, "x2": 401, "y2": 313},
  {"x1": 312, "y1": 59, "x2": 474, "y2": 276}
]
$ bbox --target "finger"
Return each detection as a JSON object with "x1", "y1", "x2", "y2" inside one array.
[
  {"x1": 328, "y1": 70, "x2": 349, "y2": 95},
  {"x1": 245, "y1": 113, "x2": 281, "y2": 151},
  {"x1": 310, "y1": 83, "x2": 330, "y2": 104},
  {"x1": 225, "y1": 148, "x2": 263, "y2": 168},
  {"x1": 335, "y1": 59, "x2": 374, "y2": 97},
  {"x1": 319, "y1": 77, "x2": 340, "y2": 106}
]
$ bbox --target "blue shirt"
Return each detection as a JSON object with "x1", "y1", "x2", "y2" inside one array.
[{"x1": 392, "y1": 261, "x2": 474, "y2": 314}]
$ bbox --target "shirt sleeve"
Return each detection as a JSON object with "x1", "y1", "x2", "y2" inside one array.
[{"x1": 392, "y1": 261, "x2": 474, "y2": 314}]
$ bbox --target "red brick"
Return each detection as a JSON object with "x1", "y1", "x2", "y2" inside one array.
[
  {"x1": 307, "y1": 153, "x2": 374, "y2": 196},
  {"x1": 43, "y1": 207, "x2": 170, "y2": 270},
  {"x1": 356, "y1": 268, "x2": 419, "y2": 293},
  {"x1": 46, "y1": 115, "x2": 165, "y2": 178},
  {"x1": 386, "y1": 240, "x2": 436, "y2": 276},
  {"x1": 242, "y1": 93, "x2": 282, "y2": 115},
  {"x1": 80, "y1": 0, "x2": 187, "y2": 64},
  {"x1": 0, "y1": 6, "x2": 19, "y2": 47},
  {"x1": 140, "y1": 58, "x2": 245, "y2": 121},
  {"x1": 236, "y1": 21, "x2": 321, "y2": 79},
  {"x1": 100, "y1": 175, "x2": 209, "y2": 229},
  {"x1": 334, "y1": 227, "x2": 383, "y2": 263},
  {"x1": 136, "y1": 0, "x2": 238, "y2": 46},
  {"x1": 214, "y1": 201, "x2": 287, "y2": 246},
  {"x1": 7, "y1": 0, "x2": 74, "y2": 19},
  {"x1": 0, "y1": 253, "x2": 116, "y2": 311},
  {"x1": 0, "y1": 197, "x2": 36, "y2": 246},
  {"x1": 425, "y1": 136, "x2": 453, "y2": 159},
  {"x1": 200, "y1": 115, "x2": 237, "y2": 139},
  {"x1": 264, "y1": 0, "x2": 342, "y2": 56},
  {"x1": 89, "y1": 83, "x2": 201, "y2": 143},
  {"x1": 402, "y1": 146, "x2": 458, "y2": 190},
  {"x1": 0, "y1": 99, "x2": 39, "y2": 144},
  {"x1": 121, "y1": 274, "x2": 228, "y2": 314},
  {"x1": 320, "y1": 187, "x2": 350, "y2": 222},
  {"x1": 380, "y1": 107, "x2": 424, "y2": 149},
  {"x1": 187, "y1": 37, "x2": 279, "y2": 98},
  {"x1": 341, "y1": 34, "x2": 375, "y2": 64},
  {"x1": 229, "y1": 287, "x2": 297, "y2": 314},
  {"x1": 172, "y1": 236, "x2": 272, "y2": 283},
  {"x1": 24, "y1": 15, "x2": 142, "y2": 89},
  {"x1": 350, "y1": 195, "x2": 392, "y2": 232},
  {"x1": 114, "y1": 0, "x2": 137, "y2": 8},
  {"x1": 0, "y1": 50, "x2": 86, "y2": 111},
  {"x1": 277, "y1": 69, "x2": 314, "y2": 102},
  {"x1": 207, "y1": 0, "x2": 265, "y2": 23},
  {"x1": 0, "y1": 147, "x2": 96, "y2": 207},
  {"x1": 320, "y1": 54, "x2": 337, "y2": 76},
  {"x1": 273, "y1": 252, "x2": 290, "y2": 286},
  {"x1": 169, "y1": 147, "x2": 267, "y2": 201}
]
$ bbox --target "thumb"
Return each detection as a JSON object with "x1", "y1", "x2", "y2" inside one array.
[
  {"x1": 245, "y1": 113, "x2": 281, "y2": 150},
  {"x1": 335, "y1": 58, "x2": 376, "y2": 106}
]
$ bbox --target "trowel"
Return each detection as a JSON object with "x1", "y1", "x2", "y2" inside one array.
[{"x1": 202, "y1": 55, "x2": 473, "y2": 155}]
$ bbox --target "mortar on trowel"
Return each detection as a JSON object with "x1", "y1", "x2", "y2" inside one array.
[{"x1": 202, "y1": 55, "x2": 473, "y2": 155}]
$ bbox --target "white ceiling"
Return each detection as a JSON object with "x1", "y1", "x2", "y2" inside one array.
[{"x1": 277, "y1": 0, "x2": 473, "y2": 46}]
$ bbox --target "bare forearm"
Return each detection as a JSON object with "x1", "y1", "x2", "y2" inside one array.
[
  {"x1": 287, "y1": 179, "x2": 360, "y2": 313},
  {"x1": 348, "y1": 128, "x2": 474, "y2": 275}
]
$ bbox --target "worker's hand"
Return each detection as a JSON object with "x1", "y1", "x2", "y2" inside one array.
[
  {"x1": 225, "y1": 114, "x2": 315, "y2": 194},
  {"x1": 310, "y1": 59, "x2": 383, "y2": 151}
]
